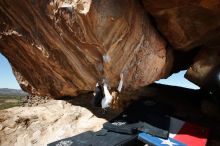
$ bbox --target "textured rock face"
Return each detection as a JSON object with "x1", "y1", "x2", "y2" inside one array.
[
  {"x1": 0, "y1": 100, "x2": 106, "y2": 146},
  {"x1": 142, "y1": 0, "x2": 220, "y2": 50},
  {"x1": 186, "y1": 47, "x2": 220, "y2": 88},
  {"x1": 0, "y1": 0, "x2": 171, "y2": 98},
  {"x1": 141, "y1": 0, "x2": 220, "y2": 90}
]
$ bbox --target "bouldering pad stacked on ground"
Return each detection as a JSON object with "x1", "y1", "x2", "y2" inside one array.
[
  {"x1": 48, "y1": 100, "x2": 209, "y2": 146},
  {"x1": 103, "y1": 100, "x2": 171, "y2": 138},
  {"x1": 47, "y1": 130, "x2": 139, "y2": 146}
]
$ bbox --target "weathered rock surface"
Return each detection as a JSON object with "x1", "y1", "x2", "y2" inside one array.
[
  {"x1": 0, "y1": 100, "x2": 106, "y2": 146},
  {"x1": 186, "y1": 46, "x2": 220, "y2": 90},
  {"x1": 142, "y1": 0, "x2": 220, "y2": 90},
  {"x1": 0, "y1": 0, "x2": 172, "y2": 98},
  {"x1": 142, "y1": 0, "x2": 220, "y2": 50}
]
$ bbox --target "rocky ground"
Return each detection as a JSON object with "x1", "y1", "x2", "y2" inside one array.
[
  {"x1": 22, "y1": 95, "x2": 50, "y2": 107},
  {"x1": 0, "y1": 100, "x2": 107, "y2": 146}
]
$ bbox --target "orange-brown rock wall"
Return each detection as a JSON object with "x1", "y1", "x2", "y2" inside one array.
[{"x1": 0, "y1": 0, "x2": 172, "y2": 98}]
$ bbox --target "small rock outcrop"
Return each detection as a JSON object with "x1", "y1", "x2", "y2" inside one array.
[
  {"x1": 22, "y1": 95, "x2": 49, "y2": 107},
  {"x1": 186, "y1": 46, "x2": 220, "y2": 91}
]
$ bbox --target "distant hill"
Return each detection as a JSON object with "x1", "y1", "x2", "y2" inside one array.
[{"x1": 0, "y1": 88, "x2": 28, "y2": 96}]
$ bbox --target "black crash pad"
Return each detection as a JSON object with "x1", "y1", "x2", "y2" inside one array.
[
  {"x1": 103, "y1": 100, "x2": 171, "y2": 139},
  {"x1": 47, "y1": 129, "x2": 139, "y2": 146}
]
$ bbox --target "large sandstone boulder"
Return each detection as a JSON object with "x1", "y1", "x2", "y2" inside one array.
[
  {"x1": 142, "y1": 0, "x2": 220, "y2": 90},
  {"x1": 0, "y1": 100, "x2": 106, "y2": 146},
  {"x1": 142, "y1": 0, "x2": 220, "y2": 50},
  {"x1": 0, "y1": 0, "x2": 172, "y2": 98},
  {"x1": 1, "y1": 0, "x2": 220, "y2": 101}
]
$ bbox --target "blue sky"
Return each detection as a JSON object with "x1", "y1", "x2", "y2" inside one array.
[
  {"x1": 0, "y1": 53, "x2": 20, "y2": 89},
  {"x1": 155, "y1": 71, "x2": 200, "y2": 89},
  {"x1": 0, "y1": 53, "x2": 199, "y2": 90}
]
